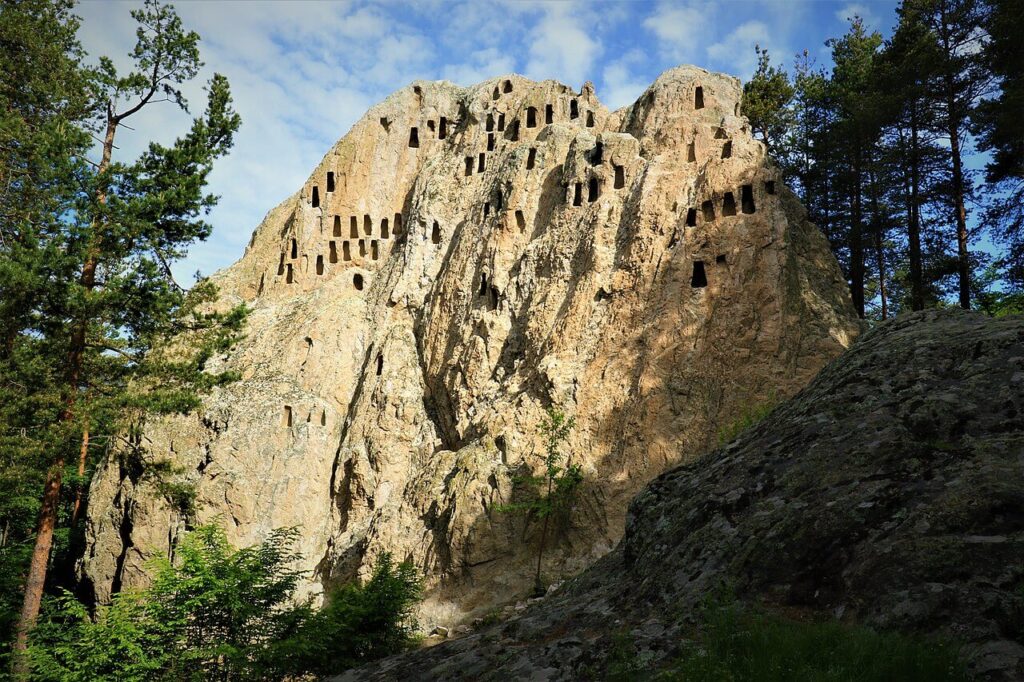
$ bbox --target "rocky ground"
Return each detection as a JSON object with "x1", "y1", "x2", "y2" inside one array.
[{"x1": 335, "y1": 309, "x2": 1024, "y2": 681}]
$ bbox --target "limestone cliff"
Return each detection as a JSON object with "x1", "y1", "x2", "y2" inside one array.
[
  {"x1": 79, "y1": 66, "x2": 860, "y2": 623},
  {"x1": 336, "y1": 309, "x2": 1024, "y2": 681}
]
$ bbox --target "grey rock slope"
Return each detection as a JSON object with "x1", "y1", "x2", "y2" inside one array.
[{"x1": 338, "y1": 309, "x2": 1024, "y2": 681}]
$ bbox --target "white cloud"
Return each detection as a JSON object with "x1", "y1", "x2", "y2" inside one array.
[
  {"x1": 707, "y1": 21, "x2": 774, "y2": 78},
  {"x1": 600, "y1": 50, "x2": 649, "y2": 110},
  {"x1": 524, "y1": 4, "x2": 601, "y2": 88},
  {"x1": 835, "y1": 3, "x2": 882, "y2": 31},
  {"x1": 642, "y1": 2, "x2": 711, "y2": 64}
]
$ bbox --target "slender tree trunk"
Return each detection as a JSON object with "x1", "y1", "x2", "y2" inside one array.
[
  {"x1": 908, "y1": 105, "x2": 925, "y2": 310},
  {"x1": 13, "y1": 114, "x2": 115, "y2": 668},
  {"x1": 850, "y1": 144, "x2": 866, "y2": 318},
  {"x1": 868, "y1": 163, "x2": 888, "y2": 320},
  {"x1": 534, "y1": 476, "x2": 553, "y2": 596},
  {"x1": 71, "y1": 425, "x2": 89, "y2": 525}
]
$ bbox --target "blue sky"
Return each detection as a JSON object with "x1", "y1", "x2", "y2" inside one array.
[{"x1": 76, "y1": 0, "x2": 901, "y2": 281}]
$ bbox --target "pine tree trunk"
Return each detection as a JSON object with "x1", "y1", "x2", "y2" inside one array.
[
  {"x1": 909, "y1": 106, "x2": 925, "y2": 311},
  {"x1": 850, "y1": 144, "x2": 866, "y2": 318}
]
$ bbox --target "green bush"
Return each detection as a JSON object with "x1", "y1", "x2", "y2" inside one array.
[
  {"x1": 26, "y1": 525, "x2": 422, "y2": 681},
  {"x1": 661, "y1": 604, "x2": 966, "y2": 682}
]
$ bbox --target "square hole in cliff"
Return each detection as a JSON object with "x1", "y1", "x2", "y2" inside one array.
[
  {"x1": 316, "y1": 254, "x2": 324, "y2": 275},
  {"x1": 765, "y1": 180, "x2": 776, "y2": 195},
  {"x1": 570, "y1": 99, "x2": 579, "y2": 119},
  {"x1": 741, "y1": 184, "x2": 756, "y2": 213},
  {"x1": 277, "y1": 253, "x2": 285, "y2": 276},
  {"x1": 290, "y1": 238, "x2": 297, "y2": 259},
  {"x1": 723, "y1": 192, "x2": 737, "y2": 216},
  {"x1": 515, "y1": 210, "x2": 526, "y2": 230},
  {"x1": 364, "y1": 214, "x2": 372, "y2": 236},
  {"x1": 371, "y1": 240, "x2": 379, "y2": 260},
  {"x1": 394, "y1": 213, "x2": 403, "y2": 236},
  {"x1": 498, "y1": 113, "x2": 506, "y2": 131},
  {"x1": 509, "y1": 119, "x2": 520, "y2": 141},
  {"x1": 686, "y1": 208, "x2": 697, "y2": 227},
  {"x1": 439, "y1": 116, "x2": 448, "y2": 140},
  {"x1": 545, "y1": 103, "x2": 553, "y2": 124},
  {"x1": 408, "y1": 127, "x2": 419, "y2": 148},
  {"x1": 282, "y1": 405, "x2": 292, "y2": 427},
  {"x1": 573, "y1": 182, "x2": 583, "y2": 206},
  {"x1": 488, "y1": 133, "x2": 495, "y2": 151},
  {"x1": 465, "y1": 156, "x2": 474, "y2": 176},
  {"x1": 431, "y1": 221, "x2": 441, "y2": 244},
  {"x1": 350, "y1": 216, "x2": 358, "y2": 238},
  {"x1": 333, "y1": 215, "x2": 341, "y2": 237},
  {"x1": 722, "y1": 140, "x2": 732, "y2": 159},
  {"x1": 614, "y1": 165, "x2": 625, "y2": 189},
  {"x1": 687, "y1": 141, "x2": 696, "y2": 163},
  {"x1": 702, "y1": 200, "x2": 715, "y2": 222},
  {"x1": 326, "y1": 172, "x2": 335, "y2": 193},
  {"x1": 343, "y1": 241, "x2": 351, "y2": 261},
  {"x1": 486, "y1": 113, "x2": 494, "y2": 132},
  {"x1": 381, "y1": 217, "x2": 390, "y2": 239},
  {"x1": 329, "y1": 241, "x2": 338, "y2": 264},
  {"x1": 483, "y1": 202, "x2": 490, "y2": 218},
  {"x1": 311, "y1": 186, "x2": 320, "y2": 208},
  {"x1": 503, "y1": 79, "x2": 513, "y2": 93},
  {"x1": 586, "y1": 111, "x2": 595, "y2": 127},
  {"x1": 353, "y1": 273, "x2": 364, "y2": 290},
  {"x1": 694, "y1": 86, "x2": 704, "y2": 109},
  {"x1": 358, "y1": 239, "x2": 366, "y2": 257},
  {"x1": 479, "y1": 272, "x2": 488, "y2": 296},
  {"x1": 588, "y1": 177, "x2": 600, "y2": 202},
  {"x1": 376, "y1": 353, "x2": 384, "y2": 375},
  {"x1": 492, "y1": 86, "x2": 500, "y2": 100},
  {"x1": 427, "y1": 119, "x2": 435, "y2": 134},
  {"x1": 286, "y1": 263, "x2": 294, "y2": 284},
  {"x1": 691, "y1": 260, "x2": 707, "y2": 288},
  {"x1": 527, "y1": 106, "x2": 537, "y2": 128},
  {"x1": 716, "y1": 254, "x2": 727, "y2": 264},
  {"x1": 527, "y1": 147, "x2": 537, "y2": 170}
]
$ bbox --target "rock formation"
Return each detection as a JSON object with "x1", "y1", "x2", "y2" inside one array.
[
  {"x1": 80, "y1": 66, "x2": 859, "y2": 624},
  {"x1": 335, "y1": 309, "x2": 1024, "y2": 681}
]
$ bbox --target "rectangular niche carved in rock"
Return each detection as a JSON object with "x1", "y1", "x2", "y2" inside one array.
[
  {"x1": 691, "y1": 260, "x2": 707, "y2": 288},
  {"x1": 497, "y1": 113, "x2": 505, "y2": 131},
  {"x1": 409, "y1": 127, "x2": 419, "y2": 148},
  {"x1": 588, "y1": 177, "x2": 599, "y2": 202},
  {"x1": 283, "y1": 405, "x2": 292, "y2": 427},
  {"x1": 545, "y1": 103, "x2": 553, "y2": 124},
  {"x1": 316, "y1": 254, "x2": 324, "y2": 275},
  {"x1": 527, "y1": 147, "x2": 536, "y2": 170},
  {"x1": 427, "y1": 119, "x2": 435, "y2": 134},
  {"x1": 358, "y1": 239, "x2": 366, "y2": 257},
  {"x1": 465, "y1": 156, "x2": 474, "y2": 176},
  {"x1": 488, "y1": 133, "x2": 495, "y2": 151},
  {"x1": 350, "y1": 216, "x2": 358, "y2": 238},
  {"x1": 431, "y1": 221, "x2": 441, "y2": 244},
  {"x1": 716, "y1": 254, "x2": 727, "y2": 264},
  {"x1": 439, "y1": 116, "x2": 447, "y2": 139},
  {"x1": 723, "y1": 192, "x2": 737, "y2": 216},
  {"x1": 702, "y1": 200, "x2": 715, "y2": 222},
  {"x1": 479, "y1": 272, "x2": 488, "y2": 296},
  {"x1": 312, "y1": 186, "x2": 320, "y2": 208},
  {"x1": 614, "y1": 165, "x2": 625, "y2": 189},
  {"x1": 364, "y1": 214, "x2": 372, "y2": 236},
  {"x1": 376, "y1": 353, "x2": 384, "y2": 375},
  {"x1": 515, "y1": 209, "x2": 526, "y2": 230},
  {"x1": 527, "y1": 106, "x2": 537, "y2": 128},
  {"x1": 329, "y1": 241, "x2": 338, "y2": 264},
  {"x1": 371, "y1": 240, "x2": 379, "y2": 260},
  {"x1": 327, "y1": 171, "x2": 335, "y2": 193},
  {"x1": 354, "y1": 272, "x2": 364, "y2": 290},
  {"x1": 483, "y1": 202, "x2": 490, "y2": 218},
  {"x1": 478, "y1": 152, "x2": 486, "y2": 172},
  {"x1": 277, "y1": 253, "x2": 285, "y2": 276},
  {"x1": 509, "y1": 119, "x2": 520, "y2": 141},
  {"x1": 765, "y1": 180, "x2": 776, "y2": 195},
  {"x1": 286, "y1": 263, "x2": 294, "y2": 284},
  {"x1": 694, "y1": 86, "x2": 704, "y2": 109},
  {"x1": 486, "y1": 113, "x2": 494, "y2": 132},
  {"x1": 686, "y1": 208, "x2": 697, "y2": 227},
  {"x1": 333, "y1": 215, "x2": 341, "y2": 237},
  {"x1": 570, "y1": 99, "x2": 579, "y2": 119},
  {"x1": 381, "y1": 217, "x2": 390, "y2": 239},
  {"x1": 290, "y1": 238, "x2": 297, "y2": 259},
  {"x1": 573, "y1": 182, "x2": 583, "y2": 206},
  {"x1": 687, "y1": 141, "x2": 696, "y2": 163},
  {"x1": 741, "y1": 184, "x2": 755, "y2": 214},
  {"x1": 503, "y1": 79, "x2": 512, "y2": 93},
  {"x1": 722, "y1": 140, "x2": 732, "y2": 159},
  {"x1": 586, "y1": 111, "x2": 595, "y2": 127},
  {"x1": 394, "y1": 213, "x2": 403, "y2": 236},
  {"x1": 343, "y1": 241, "x2": 351, "y2": 261}
]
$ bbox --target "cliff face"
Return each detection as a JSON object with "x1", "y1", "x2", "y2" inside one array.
[
  {"x1": 335, "y1": 309, "x2": 1024, "y2": 682},
  {"x1": 80, "y1": 65, "x2": 859, "y2": 623}
]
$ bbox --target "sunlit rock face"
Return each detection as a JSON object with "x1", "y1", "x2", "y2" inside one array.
[{"x1": 80, "y1": 65, "x2": 859, "y2": 625}]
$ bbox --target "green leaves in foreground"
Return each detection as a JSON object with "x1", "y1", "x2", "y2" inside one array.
[{"x1": 26, "y1": 525, "x2": 422, "y2": 681}]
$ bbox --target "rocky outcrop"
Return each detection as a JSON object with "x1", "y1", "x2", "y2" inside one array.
[
  {"x1": 337, "y1": 310, "x2": 1024, "y2": 681},
  {"x1": 80, "y1": 66, "x2": 859, "y2": 623}
]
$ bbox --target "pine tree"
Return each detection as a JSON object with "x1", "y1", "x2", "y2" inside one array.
[
  {"x1": 2, "y1": 0, "x2": 244, "y2": 669},
  {"x1": 742, "y1": 46, "x2": 795, "y2": 161}
]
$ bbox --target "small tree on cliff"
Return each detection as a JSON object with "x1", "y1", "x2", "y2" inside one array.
[
  {"x1": 499, "y1": 408, "x2": 582, "y2": 597},
  {"x1": 2, "y1": 0, "x2": 245, "y2": 669}
]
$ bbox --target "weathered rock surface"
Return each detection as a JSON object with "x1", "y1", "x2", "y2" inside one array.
[
  {"x1": 80, "y1": 66, "x2": 859, "y2": 624},
  {"x1": 336, "y1": 309, "x2": 1024, "y2": 681}
]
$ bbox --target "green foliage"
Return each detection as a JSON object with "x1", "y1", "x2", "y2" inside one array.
[
  {"x1": 742, "y1": 46, "x2": 795, "y2": 156},
  {"x1": 666, "y1": 604, "x2": 966, "y2": 682},
  {"x1": 26, "y1": 525, "x2": 422, "y2": 681},
  {"x1": 717, "y1": 395, "x2": 778, "y2": 446}
]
